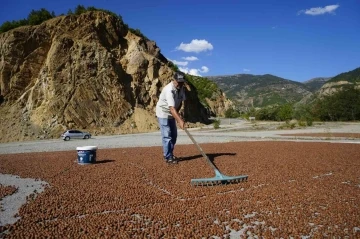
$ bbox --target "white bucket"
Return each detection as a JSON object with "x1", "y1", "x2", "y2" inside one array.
[{"x1": 76, "y1": 146, "x2": 98, "y2": 165}]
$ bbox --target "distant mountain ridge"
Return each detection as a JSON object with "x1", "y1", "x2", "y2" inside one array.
[
  {"x1": 303, "y1": 77, "x2": 332, "y2": 92},
  {"x1": 207, "y1": 74, "x2": 318, "y2": 109},
  {"x1": 208, "y1": 67, "x2": 360, "y2": 109}
]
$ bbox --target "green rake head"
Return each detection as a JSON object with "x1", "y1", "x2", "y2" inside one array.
[
  {"x1": 191, "y1": 169, "x2": 248, "y2": 186},
  {"x1": 184, "y1": 128, "x2": 248, "y2": 187}
]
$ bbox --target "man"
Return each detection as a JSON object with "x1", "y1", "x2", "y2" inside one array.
[{"x1": 156, "y1": 72, "x2": 186, "y2": 164}]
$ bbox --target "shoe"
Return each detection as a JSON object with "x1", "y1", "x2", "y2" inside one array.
[
  {"x1": 166, "y1": 158, "x2": 178, "y2": 164},
  {"x1": 165, "y1": 155, "x2": 178, "y2": 164},
  {"x1": 171, "y1": 155, "x2": 179, "y2": 161}
]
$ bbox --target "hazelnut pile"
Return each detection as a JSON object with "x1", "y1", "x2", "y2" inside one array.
[
  {"x1": 0, "y1": 141, "x2": 359, "y2": 238},
  {"x1": 0, "y1": 185, "x2": 17, "y2": 211},
  {"x1": 0, "y1": 185, "x2": 17, "y2": 200}
]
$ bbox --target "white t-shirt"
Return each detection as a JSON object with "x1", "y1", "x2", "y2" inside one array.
[{"x1": 156, "y1": 81, "x2": 186, "y2": 119}]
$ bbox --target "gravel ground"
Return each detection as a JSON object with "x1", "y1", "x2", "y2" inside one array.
[
  {"x1": 0, "y1": 121, "x2": 359, "y2": 155},
  {"x1": 279, "y1": 133, "x2": 360, "y2": 138},
  {"x1": 0, "y1": 121, "x2": 359, "y2": 238}
]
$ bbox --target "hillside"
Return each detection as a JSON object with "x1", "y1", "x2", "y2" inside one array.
[
  {"x1": 318, "y1": 67, "x2": 360, "y2": 96},
  {"x1": 208, "y1": 74, "x2": 312, "y2": 109},
  {"x1": 0, "y1": 10, "x2": 230, "y2": 143},
  {"x1": 327, "y1": 67, "x2": 360, "y2": 84},
  {"x1": 185, "y1": 75, "x2": 233, "y2": 116},
  {"x1": 303, "y1": 77, "x2": 332, "y2": 92}
]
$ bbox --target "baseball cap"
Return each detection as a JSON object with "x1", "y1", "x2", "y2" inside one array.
[{"x1": 174, "y1": 72, "x2": 186, "y2": 82}]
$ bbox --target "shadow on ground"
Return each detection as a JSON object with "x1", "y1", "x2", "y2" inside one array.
[
  {"x1": 95, "y1": 159, "x2": 115, "y2": 164},
  {"x1": 179, "y1": 153, "x2": 236, "y2": 162}
]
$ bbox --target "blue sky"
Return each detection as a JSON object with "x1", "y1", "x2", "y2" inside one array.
[{"x1": 1, "y1": 0, "x2": 359, "y2": 82}]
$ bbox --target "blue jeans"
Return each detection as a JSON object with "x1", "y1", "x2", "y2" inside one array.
[{"x1": 157, "y1": 117, "x2": 177, "y2": 159}]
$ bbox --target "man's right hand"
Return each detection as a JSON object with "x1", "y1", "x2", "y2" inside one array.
[{"x1": 179, "y1": 120, "x2": 186, "y2": 130}]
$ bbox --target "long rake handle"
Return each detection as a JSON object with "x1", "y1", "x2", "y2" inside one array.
[{"x1": 184, "y1": 128, "x2": 218, "y2": 171}]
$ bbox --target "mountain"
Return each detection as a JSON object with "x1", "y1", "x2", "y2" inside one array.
[
  {"x1": 318, "y1": 67, "x2": 360, "y2": 96},
  {"x1": 327, "y1": 67, "x2": 360, "y2": 84},
  {"x1": 207, "y1": 74, "x2": 312, "y2": 109},
  {"x1": 0, "y1": 10, "x2": 229, "y2": 143},
  {"x1": 303, "y1": 77, "x2": 332, "y2": 92}
]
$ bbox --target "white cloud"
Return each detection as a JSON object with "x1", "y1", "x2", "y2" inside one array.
[
  {"x1": 179, "y1": 66, "x2": 210, "y2": 76},
  {"x1": 243, "y1": 68, "x2": 250, "y2": 72},
  {"x1": 167, "y1": 58, "x2": 188, "y2": 66},
  {"x1": 182, "y1": 56, "x2": 199, "y2": 61},
  {"x1": 179, "y1": 67, "x2": 199, "y2": 76},
  {"x1": 172, "y1": 60, "x2": 188, "y2": 66},
  {"x1": 176, "y1": 39, "x2": 214, "y2": 53},
  {"x1": 189, "y1": 69, "x2": 201, "y2": 76},
  {"x1": 200, "y1": 66, "x2": 209, "y2": 73},
  {"x1": 298, "y1": 4, "x2": 339, "y2": 16}
]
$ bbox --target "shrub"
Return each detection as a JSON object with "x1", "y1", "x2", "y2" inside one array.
[
  {"x1": 128, "y1": 28, "x2": 149, "y2": 41},
  {"x1": 306, "y1": 118, "x2": 313, "y2": 126},
  {"x1": 168, "y1": 61, "x2": 179, "y2": 72},
  {"x1": 298, "y1": 121, "x2": 306, "y2": 127},
  {"x1": 0, "y1": 5, "x2": 127, "y2": 33},
  {"x1": 224, "y1": 108, "x2": 241, "y2": 118},
  {"x1": 313, "y1": 85, "x2": 360, "y2": 121},
  {"x1": 213, "y1": 119, "x2": 220, "y2": 129}
]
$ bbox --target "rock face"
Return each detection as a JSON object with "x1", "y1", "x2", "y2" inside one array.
[
  {"x1": 317, "y1": 67, "x2": 360, "y2": 97},
  {"x1": 0, "y1": 11, "x2": 221, "y2": 142},
  {"x1": 205, "y1": 92, "x2": 233, "y2": 117},
  {"x1": 318, "y1": 81, "x2": 360, "y2": 97}
]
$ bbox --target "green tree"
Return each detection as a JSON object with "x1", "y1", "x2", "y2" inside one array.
[
  {"x1": 255, "y1": 105, "x2": 279, "y2": 121},
  {"x1": 313, "y1": 85, "x2": 360, "y2": 121},
  {"x1": 224, "y1": 108, "x2": 240, "y2": 118},
  {"x1": 86, "y1": 7, "x2": 97, "y2": 11},
  {"x1": 27, "y1": 8, "x2": 53, "y2": 25},
  {"x1": 0, "y1": 19, "x2": 28, "y2": 33},
  {"x1": 276, "y1": 104, "x2": 293, "y2": 121},
  {"x1": 185, "y1": 75, "x2": 219, "y2": 106},
  {"x1": 293, "y1": 103, "x2": 314, "y2": 125},
  {"x1": 74, "y1": 5, "x2": 87, "y2": 15},
  {"x1": 0, "y1": 6, "x2": 127, "y2": 34},
  {"x1": 168, "y1": 61, "x2": 179, "y2": 72},
  {"x1": 0, "y1": 21, "x2": 13, "y2": 32},
  {"x1": 128, "y1": 28, "x2": 149, "y2": 40}
]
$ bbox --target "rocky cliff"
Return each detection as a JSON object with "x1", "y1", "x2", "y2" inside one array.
[{"x1": 0, "y1": 11, "x2": 222, "y2": 142}]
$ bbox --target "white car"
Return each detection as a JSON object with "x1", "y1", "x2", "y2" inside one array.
[{"x1": 61, "y1": 130, "x2": 91, "y2": 141}]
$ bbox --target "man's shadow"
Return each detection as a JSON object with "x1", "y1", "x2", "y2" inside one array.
[
  {"x1": 179, "y1": 153, "x2": 236, "y2": 163},
  {"x1": 95, "y1": 159, "x2": 115, "y2": 164}
]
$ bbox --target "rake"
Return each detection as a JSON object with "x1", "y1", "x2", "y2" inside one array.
[{"x1": 184, "y1": 128, "x2": 248, "y2": 186}]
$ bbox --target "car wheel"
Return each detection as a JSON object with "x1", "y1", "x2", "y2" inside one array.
[
  {"x1": 64, "y1": 136, "x2": 70, "y2": 141},
  {"x1": 84, "y1": 135, "x2": 89, "y2": 139}
]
